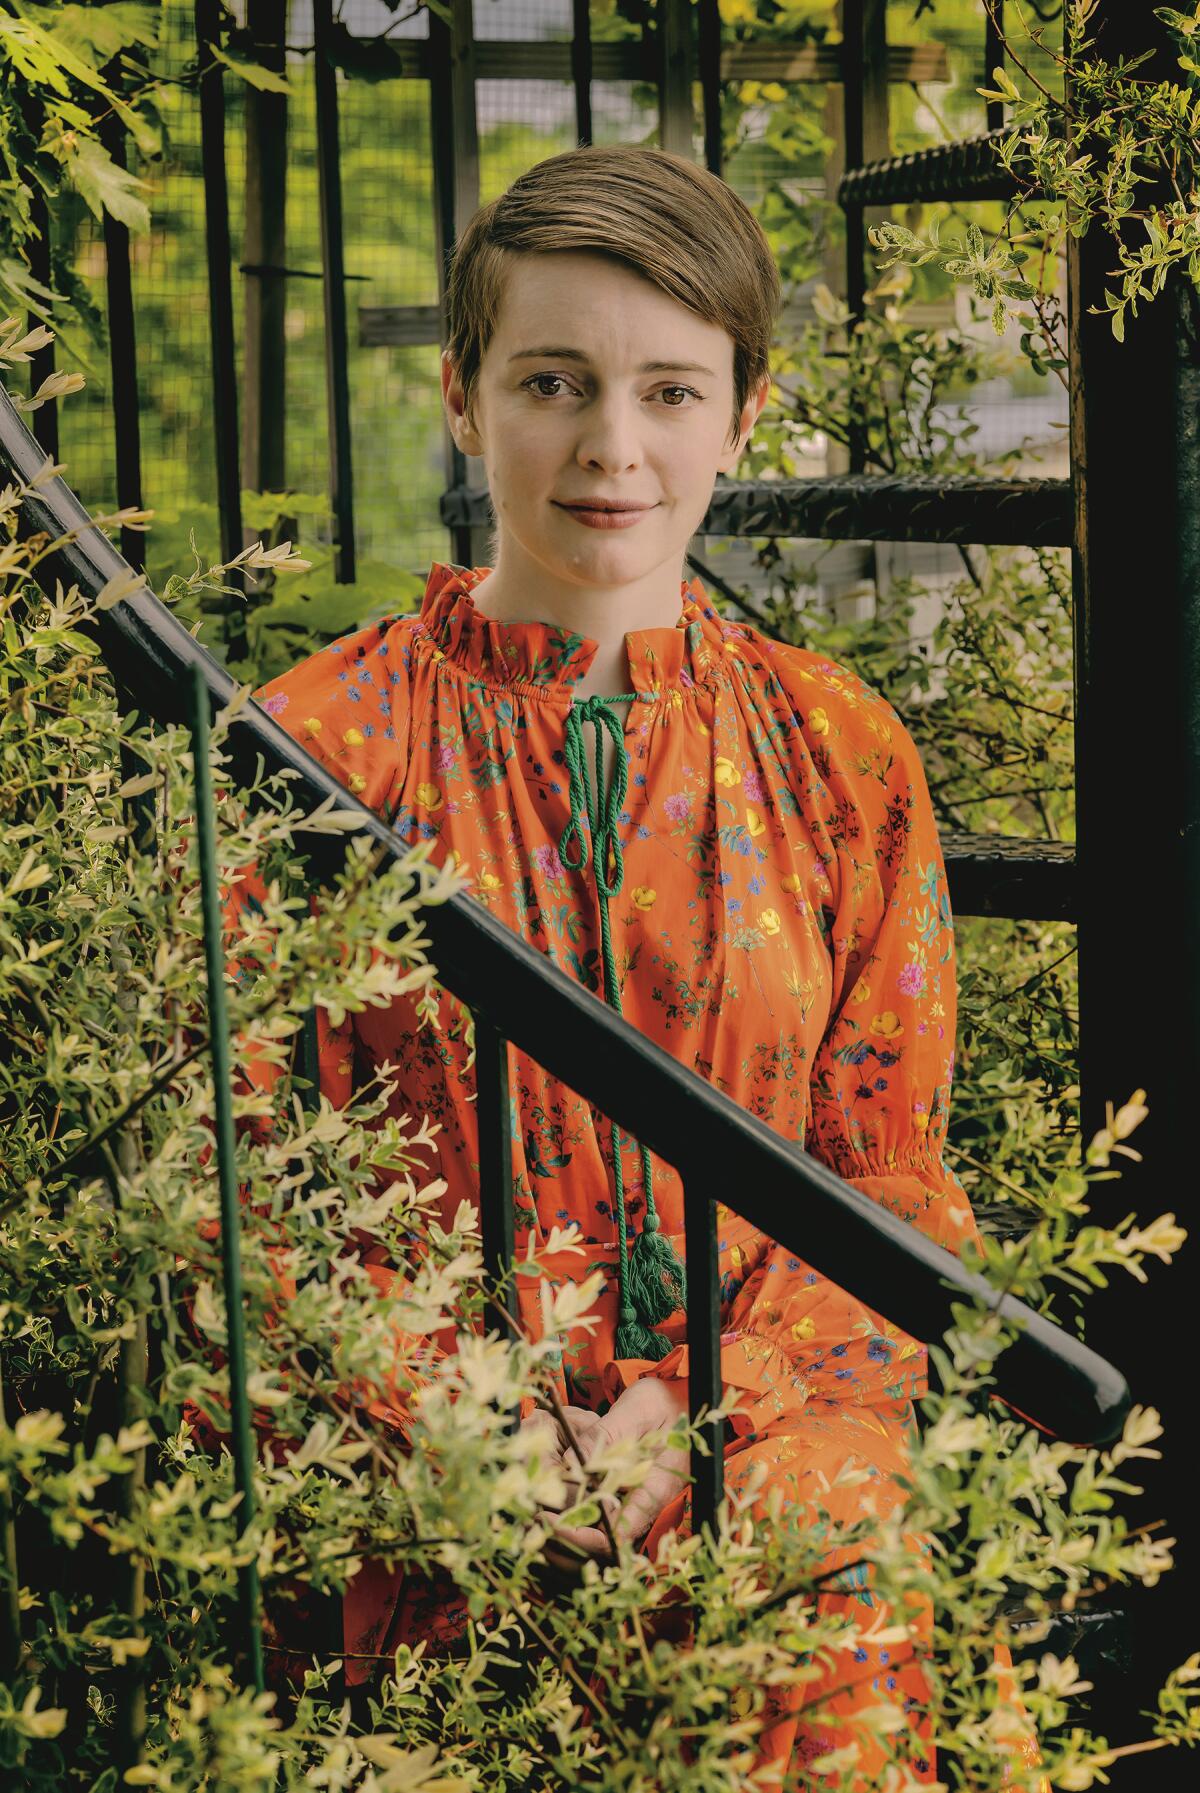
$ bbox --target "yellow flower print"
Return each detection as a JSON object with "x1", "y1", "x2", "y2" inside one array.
[
  {"x1": 784, "y1": 967, "x2": 816, "y2": 1010},
  {"x1": 415, "y1": 782, "x2": 443, "y2": 810},
  {"x1": 303, "y1": 716, "x2": 322, "y2": 736},
  {"x1": 348, "y1": 772, "x2": 367, "y2": 795},
  {"x1": 745, "y1": 807, "x2": 766, "y2": 837},
  {"x1": 759, "y1": 908, "x2": 781, "y2": 935},
  {"x1": 807, "y1": 707, "x2": 829, "y2": 736},
  {"x1": 477, "y1": 870, "x2": 502, "y2": 893},
  {"x1": 912, "y1": 1107, "x2": 929, "y2": 1135},
  {"x1": 715, "y1": 756, "x2": 738, "y2": 786},
  {"x1": 631, "y1": 886, "x2": 657, "y2": 910},
  {"x1": 789, "y1": 1316, "x2": 816, "y2": 1342},
  {"x1": 870, "y1": 1011, "x2": 903, "y2": 1039},
  {"x1": 446, "y1": 849, "x2": 469, "y2": 877},
  {"x1": 780, "y1": 872, "x2": 803, "y2": 894},
  {"x1": 343, "y1": 726, "x2": 364, "y2": 748},
  {"x1": 849, "y1": 977, "x2": 871, "y2": 1005}
]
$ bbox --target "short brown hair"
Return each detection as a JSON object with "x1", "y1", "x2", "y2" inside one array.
[{"x1": 444, "y1": 143, "x2": 781, "y2": 449}]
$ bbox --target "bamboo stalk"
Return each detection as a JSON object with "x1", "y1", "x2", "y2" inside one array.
[{"x1": 187, "y1": 664, "x2": 265, "y2": 1694}]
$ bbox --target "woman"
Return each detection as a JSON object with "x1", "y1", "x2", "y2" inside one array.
[{"x1": 242, "y1": 144, "x2": 1042, "y2": 1788}]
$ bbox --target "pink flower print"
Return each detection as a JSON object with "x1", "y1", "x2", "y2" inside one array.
[
  {"x1": 532, "y1": 843, "x2": 566, "y2": 880},
  {"x1": 742, "y1": 769, "x2": 765, "y2": 801},
  {"x1": 435, "y1": 743, "x2": 456, "y2": 772},
  {"x1": 664, "y1": 792, "x2": 690, "y2": 822},
  {"x1": 262, "y1": 692, "x2": 289, "y2": 715},
  {"x1": 897, "y1": 961, "x2": 928, "y2": 999}
]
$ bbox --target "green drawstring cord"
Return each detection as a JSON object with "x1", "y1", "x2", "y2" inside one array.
[{"x1": 559, "y1": 694, "x2": 688, "y2": 1361}]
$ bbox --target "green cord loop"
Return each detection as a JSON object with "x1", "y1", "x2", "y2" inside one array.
[{"x1": 559, "y1": 694, "x2": 687, "y2": 1360}]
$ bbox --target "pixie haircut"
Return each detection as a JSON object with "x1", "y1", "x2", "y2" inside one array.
[{"x1": 445, "y1": 143, "x2": 782, "y2": 449}]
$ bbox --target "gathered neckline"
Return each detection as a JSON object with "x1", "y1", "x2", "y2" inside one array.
[{"x1": 413, "y1": 560, "x2": 732, "y2": 701}]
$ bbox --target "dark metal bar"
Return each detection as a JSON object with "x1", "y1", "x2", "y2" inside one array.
[
  {"x1": 112, "y1": 731, "x2": 155, "y2": 1774},
  {"x1": 25, "y1": 186, "x2": 57, "y2": 463},
  {"x1": 98, "y1": 103, "x2": 145, "y2": 572},
  {"x1": 984, "y1": 0, "x2": 1005, "y2": 135},
  {"x1": 0, "y1": 1358, "x2": 21, "y2": 1677},
  {"x1": 1066, "y1": 9, "x2": 1199, "y2": 1767},
  {"x1": 941, "y1": 834, "x2": 1074, "y2": 922},
  {"x1": 841, "y1": 0, "x2": 865, "y2": 329},
  {"x1": 473, "y1": 1015, "x2": 518, "y2": 1348},
  {"x1": 241, "y1": 0, "x2": 289, "y2": 522},
  {"x1": 308, "y1": 37, "x2": 946, "y2": 86},
  {"x1": 657, "y1": 0, "x2": 695, "y2": 161},
  {"x1": 194, "y1": 0, "x2": 246, "y2": 648},
  {"x1": 683, "y1": 1183, "x2": 722, "y2": 1538},
  {"x1": 313, "y1": 0, "x2": 356, "y2": 585},
  {"x1": 571, "y1": 0, "x2": 592, "y2": 146},
  {"x1": 697, "y1": 0, "x2": 723, "y2": 178},
  {"x1": 838, "y1": 128, "x2": 1024, "y2": 208},
  {"x1": 0, "y1": 410, "x2": 1130, "y2": 1453},
  {"x1": 445, "y1": 472, "x2": 1074, "y2": 548},
  {"x1": 186, "y1": 660, "x2": 264, "y2": 1694},
  {"x1": 428, "y1": 0, "x2": 481, "y2": 569}
]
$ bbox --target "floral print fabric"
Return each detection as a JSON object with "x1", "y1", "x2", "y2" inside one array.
[{"x1": 244, "y1": 561, "x2": 1043, "y2": 1788}]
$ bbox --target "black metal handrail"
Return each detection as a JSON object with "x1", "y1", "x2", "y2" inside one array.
[
  {"x1": 443, "y1": 471, "x2": 1074, "y2": 548},
  {"x1": 1, "y1": 388, "x2": 1131, "y2": 1546}
]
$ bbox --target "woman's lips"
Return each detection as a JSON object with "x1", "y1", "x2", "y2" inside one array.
[{"x1": 554, "y1": 502, "x2": 657, "y2": 530}]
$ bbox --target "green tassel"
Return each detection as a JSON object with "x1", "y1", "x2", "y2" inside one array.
[
  {"x1": 615, "y1": 1302, "x2": 675, "y2": 1362},
  {"x1": 626, "y1": 1207, "x2": 687, "y2": 1327}
]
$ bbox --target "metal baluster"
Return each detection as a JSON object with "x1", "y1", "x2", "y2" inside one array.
[
  {"x1": 187, "y1": 664, "x2": 264, "y2": 1692},
  {"x1": 683, "y1": 1183, "x2": 723, "y2": 1541},
  {"x1": 0, "y1": 1358, "x2": 21, "y2": 1679},
  {"x1": 984, "y1": 1, "x2": 1005, "y2": 135},
  {"x1": 473, "y1": 1016, "x2": 517, "y2": 1402},
  {"x1": 195, "y1": 0, "x2": 246, "y2": 657},
  {"x1": 313, "y1": 0, "x2": 357, "y2": 586}
]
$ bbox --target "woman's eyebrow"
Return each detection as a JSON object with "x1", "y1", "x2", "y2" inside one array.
[{"x1": 507, "y1": 345, "x2": 717, "y2": 377}]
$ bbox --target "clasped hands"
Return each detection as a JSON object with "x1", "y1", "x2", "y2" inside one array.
[{"x1": 519, "y1": 1375, "x2": 692, "y2": 1573}]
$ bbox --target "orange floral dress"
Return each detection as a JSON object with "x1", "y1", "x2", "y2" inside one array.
[{"x1": 245, "y1": 560, "x2": 1044, "y2": 1790}]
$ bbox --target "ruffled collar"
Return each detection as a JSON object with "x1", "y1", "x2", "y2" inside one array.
[{"x1": 415, "y1": 561, "x2": 728, "y2": 700}]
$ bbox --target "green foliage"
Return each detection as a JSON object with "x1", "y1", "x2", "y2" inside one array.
[
  {"x1": 868, "y1": 1, "x2": 1200, "y2": 346},
  {"x1": 0, "y1": 341, "x2": 1199, "y2": 1788}
]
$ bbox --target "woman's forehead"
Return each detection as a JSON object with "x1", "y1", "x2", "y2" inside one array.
[{"x1": 490, "y1": 256, "x2": 734, "y2": 370}]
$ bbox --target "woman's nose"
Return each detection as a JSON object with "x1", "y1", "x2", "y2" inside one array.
[{"x1": 574, "y1": 400, "x2": 645, "y2": 471}]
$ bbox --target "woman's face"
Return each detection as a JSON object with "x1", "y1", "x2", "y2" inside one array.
[{"x1": 441, "y1": 250, "x2": 768, "y2": 592}]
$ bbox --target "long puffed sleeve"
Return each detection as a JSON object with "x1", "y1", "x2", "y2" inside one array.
[{"x1": 606, "y1": 654, "x2": 981, "y2": 1438}]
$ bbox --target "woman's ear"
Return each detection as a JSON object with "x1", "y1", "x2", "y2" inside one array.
[
  {"x1": 442, "y1": 349, "x2": 485, "y2": 456},
  {"x1": 716, "y1": 371, "x2": 772, "y2": 474}
]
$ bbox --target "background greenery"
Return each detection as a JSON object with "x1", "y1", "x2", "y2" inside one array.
[{"x1": 3, "y1": 0, "x2": 1199, "y2": 1784}]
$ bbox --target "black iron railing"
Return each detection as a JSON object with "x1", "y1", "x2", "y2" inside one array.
[{"x1": 1, "y1": 382, "x2": 1131, "y2": 1678}]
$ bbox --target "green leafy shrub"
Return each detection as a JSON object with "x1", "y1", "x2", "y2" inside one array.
[{"x1": 0, "y1": 332, "x2": 1198, "y2": 1789}]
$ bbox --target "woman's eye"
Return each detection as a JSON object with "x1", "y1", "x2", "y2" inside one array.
[
  {"x1": 524, "y1": 373, "x2": 574, "y2": 398},
  {"x1": 521, "y1": 375, "x2": 700, "y2": 406}
]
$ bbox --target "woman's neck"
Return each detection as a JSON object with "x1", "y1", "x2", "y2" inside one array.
[{"x1": 469, "y1": 561, "x2": 684, "y2": 700}]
